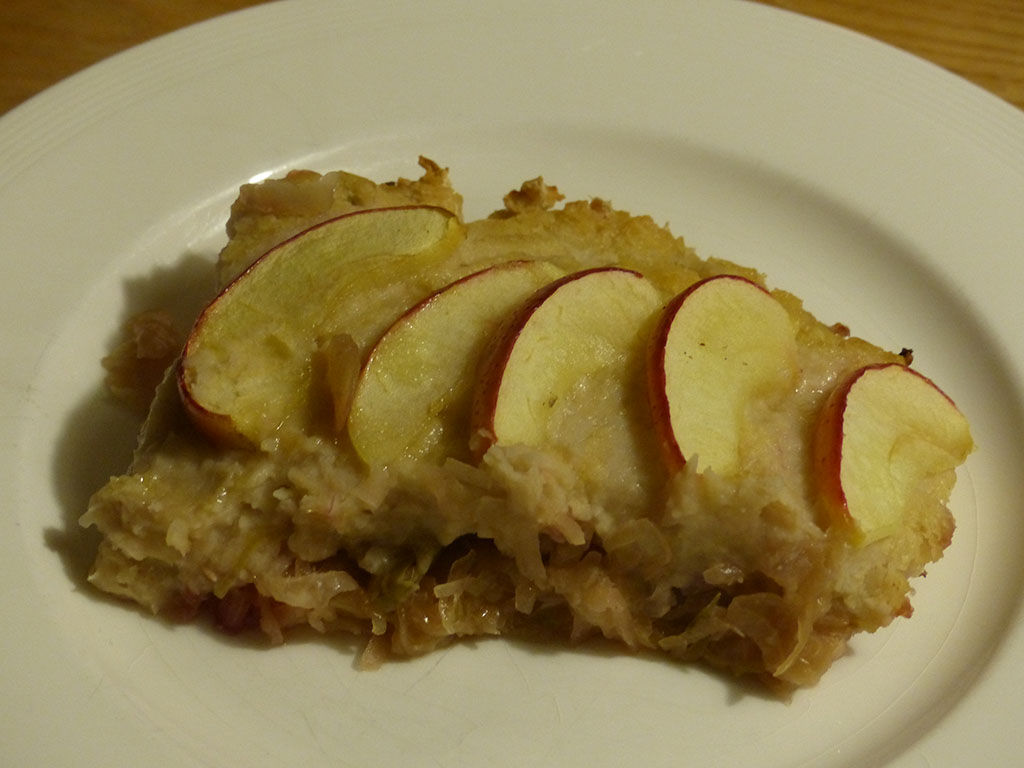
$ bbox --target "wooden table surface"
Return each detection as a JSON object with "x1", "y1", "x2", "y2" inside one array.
[{"x1": 2, "y1": 0, "x2": 1022, "y2": 117}]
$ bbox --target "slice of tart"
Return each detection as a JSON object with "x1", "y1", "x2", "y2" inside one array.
[{"x1": 82, "y1": 157, "x2": 972, "y2": 691}]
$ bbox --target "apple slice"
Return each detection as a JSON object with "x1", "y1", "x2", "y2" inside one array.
[
  {"x1": 814, "y1": 363, "x2": 973, "y2": 544},
  {"x1": 471, "y1": 267, "x2": 663, "y2": 457},
  {"x1": 347, "y1": 259, "x2": 564, "y2": 466},
  {"x1": 647, "y1": 274, "x2": 799, "y2": 475},
  {"x1": 178, "y1": 205, "x2": 463, "y2": 446}
]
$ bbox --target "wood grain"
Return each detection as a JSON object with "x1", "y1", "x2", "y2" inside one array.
[
  {"x1": 1, "y1": 0, "x2": 1022, "y2": 116},
  {"x1": 756, "y1": 0, "x2": 1024, "y2": 111},
  {"x1": 0, "y1": 0, "x2": 266, "y2": 115}
]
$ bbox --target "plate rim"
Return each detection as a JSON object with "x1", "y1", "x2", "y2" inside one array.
[{"x1": 3, "y1": 2, "x2": 1024, "y2": 766}]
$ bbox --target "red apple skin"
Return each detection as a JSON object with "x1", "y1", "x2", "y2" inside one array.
[
  {"x1": 177, "y1": 275, "x2": 251, "y2": 446},
  {"x1": 348, "y1": 259, "x2": 562, "y2": 465},
  {"x1": 359, "y1": 259, "x2": 543, "y2": 370},
  {"x1": 177, "y1": 204, "x2": 460, "y2": 447},
  {"x1": 813, "y1": 369, "x2": 857, "y2": 524},
  {"x1": 646, "y1": 296, "x2": 684, "y2": 473},
  {"x1": 176, "y1": 365, "x2": 251, "y2": 448},
  {"x1": 469, "y1": 266, "x2": 646, "y2": 461},
  {"x1": 646, "y1": 274, "x2": 775, "y2": 473},
  {"x1": 812, "y1": 361, "x2": 962, "y2": 532}
]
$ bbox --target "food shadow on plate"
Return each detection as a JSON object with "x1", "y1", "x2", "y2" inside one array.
[
  {"x1": 500, "y1": 632, "x2": 782, "y2": 703},
  {"x1": 186, "y1": 618, "x2": 780, "y2": 705},
  {"x1": 44, "y1": 250, "x2": 218, "y2": 592}
]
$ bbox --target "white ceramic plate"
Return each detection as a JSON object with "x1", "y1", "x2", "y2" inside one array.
[{"x1": 3, "y1": 1, "x2": 1023, "y2": 765}]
